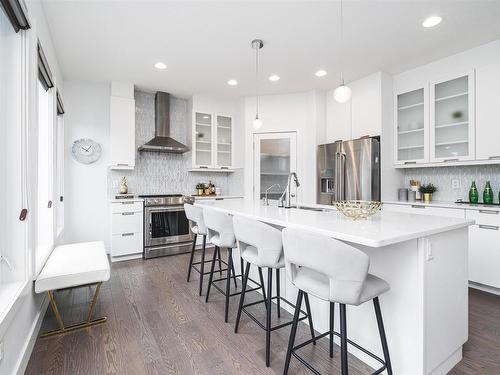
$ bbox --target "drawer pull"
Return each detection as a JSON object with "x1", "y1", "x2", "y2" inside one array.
[
  {"x1": 478, "y1": 224, "x2": 499, "y2": 231},
  {"x1": 444, "y1": 158, "x2": 459, "y2": 163},
  {"x1": 117, "y1": 163, "x2": 129, "y2": 166},
  {"x1": 199, "y1": 166, "x2": 209, "y2": 169},
  {"x1": 404, "y1": 161, "x2": 417, "y2": 165},
  {"x1": 121, "y1": 201, "x2": 134, "y2": 205},
  {"x1": 121, "y1": 233, "x2": 134, "y2": 237},
  {"x1": 121, "y1": 212, "x2": 135, "y2": 216},
  {"x1": 411, "y1": 205, "x2": 426, "y2": 209},
  {"x1": 478, "y1": 210, "x2": 499, "y2": 215},
  {"x1": 488, "y1": 155, "x2": 500, "y2": 160}
]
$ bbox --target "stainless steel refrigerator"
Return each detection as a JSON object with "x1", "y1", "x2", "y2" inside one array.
[{"x1": 317, "y1": 137, "x2": 380, "y2": 205}]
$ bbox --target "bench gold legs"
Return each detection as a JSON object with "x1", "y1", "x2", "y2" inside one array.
[{"x1": 40, "y1": 282, "x2": 107, "y2": 338}]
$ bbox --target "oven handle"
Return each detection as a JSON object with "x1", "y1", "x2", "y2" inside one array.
[{"x1": 146, "y1": 206, "x2": 184, "y2": 213}]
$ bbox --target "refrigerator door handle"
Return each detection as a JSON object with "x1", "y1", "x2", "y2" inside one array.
[{"x1": 339, "y1": 152, "x2": 346, "y2": 201}]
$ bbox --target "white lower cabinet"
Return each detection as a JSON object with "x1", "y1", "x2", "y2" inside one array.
[{"x1": 110, "y1": 201, "x2": 144, "y2": 262}]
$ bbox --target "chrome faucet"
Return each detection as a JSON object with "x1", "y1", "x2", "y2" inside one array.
[
  {"x1": 278, "y1": 172, "x2": 300, "y2": 208},
  {"x1": 264, "y1": 184, "x2": 281, "y2": 206}
]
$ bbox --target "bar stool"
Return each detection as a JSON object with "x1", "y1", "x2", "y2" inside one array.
[
  {"x1": 282, "y1": 227, "x2": 393, "y2": 375},
  {"x1": 185, "y1": 203, "x2": 220, "y2": 296},
  {"x1": 232, "y1": 215, "x2": 316, "y2": 367},
  {"x1": 203, "y1": 208, "x2": 263, "y2": 323}
]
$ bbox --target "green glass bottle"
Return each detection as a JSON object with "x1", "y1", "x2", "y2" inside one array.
[
  {"x1": 469, "y1": 181, "x2": 479, "y2": 203},
  {"x1": 483, "y1": 181, "x2": 494, "y2": 204}
]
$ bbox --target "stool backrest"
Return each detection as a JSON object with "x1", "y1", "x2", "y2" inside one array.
[
  {"x1": 282, "y1": 227, "x2": 369, "y2": 305},
  {"x1": 184, "y1": 203, "x2": 207, "y2": 234},
  {"x1": 233, "y1": 215, "x2": 283, "y2": 267},
  {"x1": 203, "y1": 208, "x2": 236, "y2": 248}
]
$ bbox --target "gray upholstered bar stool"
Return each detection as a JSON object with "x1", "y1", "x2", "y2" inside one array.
[
  {"x1": 282, "y1": 227, "x2": 393, "y2": 375},
  {"x1": 184, "y1": 203, "x2": 219, "y2": 296},
  {"x1": 232, "y1": 215, "x2": 316, "y2": 367},
  {"x1": 204, "y1": 208, "x2": 262, "y2": 323}
]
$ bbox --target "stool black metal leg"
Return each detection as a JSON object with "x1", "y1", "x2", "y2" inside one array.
[
  {"x1": 224, "y1": 248, "x2": 234, "y2": 323},
  {"x1": 235, "y1": 262, "x2": 251, "y2": 333},
  {"x1": 217, "y1": 246, "x2": 223, "y2": 276},
  {"x1": 240, "y1": 257, "x2": 244, "y2": 281},
  {"x1": 205, "y1": 245, "x2": 219, "y2": 303},
  {"x1": 329, "y1": 302, "x2": 335, "y2": 358},
  {"x1": 304, "y1": 293, "x2": 316, "y2": 345},
  {"x1": 198, "y1": 235, "x2": 207, "y2": 296},
  {"x1": 258, "y1": 267, "x2": 268, "y2": 311},
  {"x1": 276, "y1": 268, "x2": 281, "y2": 318},
  {"x1": 230, "y1": 251, "x2": 238, "y2": 288},
  {"x1": 283, "y1": 290, "x2": 303, "y2": 375},
  {"x1": 187, "y1": 234, "x2": 197, "y2": 282},
  {"x1": 373, "y1": 297, "x2": 393, "y2": 375},
  {"x1": 265, "y1": 267, "x2": 273, "y2": 367},
  {"x1": 340, "y1": 303, "x2": 348, "y2": 375}
]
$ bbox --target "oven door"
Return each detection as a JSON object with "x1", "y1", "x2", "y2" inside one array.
[{"x1": 144, "y1": 205, "x2": 193, "y2": 247}]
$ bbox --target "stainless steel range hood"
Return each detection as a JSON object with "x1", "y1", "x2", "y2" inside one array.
[{"x1": 138, "y1": 91, "x2": 189, "y2": 153}]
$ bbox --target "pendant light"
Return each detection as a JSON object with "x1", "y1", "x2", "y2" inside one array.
[
  {"x1": 334, "y1": 0, "x2": 351, "y2": 103},
  {"x1": 252, "y1": 39, "x2": 264, "y2": 129}
]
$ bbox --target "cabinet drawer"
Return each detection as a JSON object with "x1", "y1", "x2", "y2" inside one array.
[
  {"x1": 111, "y1": 201, "x2": 143, "y2": 213},
  {"x1": 112, "y1": 232, "x2": 143, "y2": 257},
  {"x1": 469, "y1": 224, "x2": 500, "y2": 288},
  {"x1": 112, "y1": 211, "x2": 143, "y2": 234},
  {"x1": 466, "y1": 209, "x2": 500, "y2": 226}
]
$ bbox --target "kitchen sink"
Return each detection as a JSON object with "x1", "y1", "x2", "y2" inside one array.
[{"x1": 291, "y1": 205, "x2": 332, "y2": 212}]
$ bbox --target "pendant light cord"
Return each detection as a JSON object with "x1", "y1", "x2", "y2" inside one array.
[
  {"x1": 339, "y1": 0, "x2": 344, "y2": 85},
  {"x1": 255, "y1": 43, "x2": 259, "y2": 118}
]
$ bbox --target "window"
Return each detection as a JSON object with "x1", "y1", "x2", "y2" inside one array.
[
  {"x1": 56, "y1": 113, "x2": 64, "y2": 237},
  {"x1": 0, "y1": 1, "x2": 29, "y2": 317}
]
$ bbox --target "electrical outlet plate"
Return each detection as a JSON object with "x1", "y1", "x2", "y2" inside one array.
[{"x1": 452, "y1": 179, "x2": 461, "y2": 189}]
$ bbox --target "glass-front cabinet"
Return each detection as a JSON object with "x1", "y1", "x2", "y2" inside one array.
[
  {"x1": 430, "y1": 71, "x2": 475, "y2": 162},
  {"x1": 394, "y1": 86, "x2": 429, "y2": 164},
  {"x1": 192, "y1": 111, "x2": 234, "y2": 169}
]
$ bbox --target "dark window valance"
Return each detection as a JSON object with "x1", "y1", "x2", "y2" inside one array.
[
  {"x1": 0, "y1": 0, "x2": 30, "y2": 33},
  {"x1": 56, "y1": 90, "x2": 65, "y2": 116},
  {"x1": 38, "y1": 42, "x2": 54, "y2": 91}
]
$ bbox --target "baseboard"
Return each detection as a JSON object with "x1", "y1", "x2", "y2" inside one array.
[
  {"x1": 469, "y1": 282, "x2": 500, "y2": 296},
  {"x1": 14, "y1": 295, "x2": 49, "y2": 375}
]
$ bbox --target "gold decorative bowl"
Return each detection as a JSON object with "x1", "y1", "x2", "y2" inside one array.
[{"x1": 335, "y1": 200, "x2": 382, "y2": 220}]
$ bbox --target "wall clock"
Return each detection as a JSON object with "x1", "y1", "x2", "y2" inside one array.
[{"x1": 71, "y1": 138, "x2": 102, "y2": 164}]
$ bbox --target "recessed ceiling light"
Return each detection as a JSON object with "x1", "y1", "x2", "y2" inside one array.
[
  {"x1": 269, "y1": 74, "x2": 280, "y2": 82},
  {"x1": 227, "y1": 79, "x2": 238, "y2": 86},
  {"x1": 422, "y1": 16, "x2": 442, "y2": 28},
  {"x1": 315, "y1": 70, "x2": 327, "y2": 77},
  {"x1": 154, "y1": 62, "x2": 167, "y2": 70}
]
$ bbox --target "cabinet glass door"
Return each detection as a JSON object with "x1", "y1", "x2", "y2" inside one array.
[
  {"x1": 254, "y1": 132, "x2": 297, "y2": 202},
  {"x1": 216, "y1": 115, "x2": 232, "y2": 167},
  {"x1": 431, "y1": 73, "x2": 474, "y2": 161},
  {"x1": 395, "y1": 88, "x2": 426, "y2": 163},
  {"x1": 194, "y1": 112, "x2": 212, "y2": 166}
]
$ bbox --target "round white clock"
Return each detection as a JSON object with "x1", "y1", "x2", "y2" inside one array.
[{"x1": 71, "y1": 138, "x2": 102, "y2": 164}]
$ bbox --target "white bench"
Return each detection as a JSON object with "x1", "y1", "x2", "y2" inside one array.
[{"x1": 35, "y1": 241, "x2": 110, "y2": 337}]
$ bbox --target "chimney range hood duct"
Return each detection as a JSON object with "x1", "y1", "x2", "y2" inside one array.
[{"x1": 138, "y1": 91, "x2": 189, "y2": 153}]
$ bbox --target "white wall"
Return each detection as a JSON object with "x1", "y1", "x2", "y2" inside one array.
[{"x1": 63, "y1": 81, "x2": 111, "y2": 249}]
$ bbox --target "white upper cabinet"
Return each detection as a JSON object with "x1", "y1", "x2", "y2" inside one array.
[
  {"x1": 110, "y1": 82, "x2": 135, "y2": 169},
  {"x1": 394, "y1": 85, "x2": 429, "y2": 165},
  {"x1": 215, "y1": 115, "x2": 233, "y2": 168},
  {"x1": 430, "y1": 71, "x2": 475, "y2": 162},
  {"x1": 193, "y1": 112, "x2": 213, "y2": 167},
  {"x1": 476, "y1": 64, "x2": 500, "y2": 161}
]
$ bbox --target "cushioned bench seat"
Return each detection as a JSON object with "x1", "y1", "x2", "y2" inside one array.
[{"x1": 35, "y1": 241, "x2": 110, "y2": 293}]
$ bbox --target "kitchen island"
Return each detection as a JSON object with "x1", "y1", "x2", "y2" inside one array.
[{"x1": 196, "y1": 199, "x2": 474, "y2": 375}]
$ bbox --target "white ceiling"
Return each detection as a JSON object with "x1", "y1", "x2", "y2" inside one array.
[{"x1": 41, "y1": 0, "x2": 500, "y2": 98}]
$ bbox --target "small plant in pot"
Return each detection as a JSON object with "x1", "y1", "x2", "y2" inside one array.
[
  {"x1": 419, "y1": 183, "x2": 437, "y2": 203},
  {"x1": 196, "y1": 183, "x2": 205, "y2": 196}
]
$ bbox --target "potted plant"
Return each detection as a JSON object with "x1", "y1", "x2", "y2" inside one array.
[
  {"x1": 419, "y1": 183, "x2": 437, "y2": 203},
  {"x1": 196, "y1": 183, "x2": 205, "y2": 196}
]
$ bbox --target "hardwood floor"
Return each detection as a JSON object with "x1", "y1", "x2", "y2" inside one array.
[{"x1": 25, "y1": 250, "x2": 500, "y2": 375}]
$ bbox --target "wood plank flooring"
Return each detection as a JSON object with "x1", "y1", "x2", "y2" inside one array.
[{"x1": 25, "y1": 249, "x2": 500, "y2": 375}]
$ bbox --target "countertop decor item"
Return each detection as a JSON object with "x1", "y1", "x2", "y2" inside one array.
[
  {"x1": 398, "y1": 188, "x2": 409, "y2": 201},
  {"x1": 335, "y1": 200, "x2": 382, "y2": 220},
  {"x1": 469, "y1": 181, "x2": 479, "y2": 204},
  {"x1": 410, "y1": 179, "x2": 421, "y2": 200},
  {"x1": 483, "y1": 181, "x2": 494, "y2": 204},
  {"x1": 196, "y1": 183, "x2": 205, "y2": 196},
  {"x1": 419, "y1": 183, "x2": 437, "y2": 203},
  {"x1": 119, "y1": 177, "x2": 128, "y2": 194}
]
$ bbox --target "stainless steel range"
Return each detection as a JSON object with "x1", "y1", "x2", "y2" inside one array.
[{"x1": 140, "y1": 194, "x2": 194, "y2": 259}]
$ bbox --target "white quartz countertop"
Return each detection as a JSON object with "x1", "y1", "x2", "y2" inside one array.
[
  {"x1": 384, "y1": 200, "x2": 500, "y2": 212},
  {"x1": 192, "y1": 195, "x2": 243, "y2": 200},
  {"x1": 196, "y1": 199, "x2": 473, "y2": 248},
  {"x1": 109, "y1": 197, "x2": 144, "y2": 203}
]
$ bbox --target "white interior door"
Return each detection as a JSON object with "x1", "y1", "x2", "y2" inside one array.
[{"x1": 253, "y1": 132, "x2": 297, "y2": 203}]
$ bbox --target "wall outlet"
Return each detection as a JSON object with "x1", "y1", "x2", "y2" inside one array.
[
  {"x1": 0, "y1": 341, "x2": 4, "y2": 363},
  {"x1": 452, "y1": 179, "x2": 461, "y2": 189}
]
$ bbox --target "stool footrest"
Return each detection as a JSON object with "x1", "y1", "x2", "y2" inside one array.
[{"x1": 211, "y1": 278, "x2": 262, "y2": 297}]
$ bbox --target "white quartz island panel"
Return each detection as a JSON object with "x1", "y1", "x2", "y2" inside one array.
[{"x1": 196, "y1": 199, "x2": 473, "y2": 375}]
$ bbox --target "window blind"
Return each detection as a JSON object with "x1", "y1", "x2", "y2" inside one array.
[
  {"x1": 56, "y1": 90, "x2": 65, "y2": 115},
  {"x1": 38, "y1": 42, "x2": 54, "y2": 91},
  {"x1": 0, "y1": 0, "x2": 30, "y2": 33}
]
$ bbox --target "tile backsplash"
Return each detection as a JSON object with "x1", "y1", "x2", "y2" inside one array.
[
  {"x1": 403, "y1": 164, "x2": 500, "y2": 203},
  {"x1": 108, "y1": 90, "x2": 243, "y2": 197}
]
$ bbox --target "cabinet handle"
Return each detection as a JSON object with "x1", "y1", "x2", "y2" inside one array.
[
  {"x1": 478, "y1": 210, "x2": 499, "y2": 215},
  {"x1": 122, "y1": 212, "x2": 134, "y2": 216},
  {"x1": 220, "y1": 166, "x2": 229, "y2": 170},
  {"x1": 199, "y1": 166, "x2": 208, "y2": 169},
  {"x1": 19, "y1": 208, "x2": 28, "y2": 221},
  {"x1": 116, "y1": 163, "x2": 129, "y2": 166},
  {"x1": 47, "y1": 200, "x2": 52, "y2": 208},
  {"x1": 121, "y1": 201, "x2": 134, "y2": 205},
  {"x1": 488, "y1": 155, "x2": 500, "y2": 160},
  {"x1": 444, "y1": 158, "x2": 459, "y2": 163},
  {"x1": 404, "y1": 161, "x2": 417, "y2": 165},
  {"x1": 215, "y1": 198, "x2": 223, "y2": 200},
  {"x1": 411, "y1": 205, "x2": 426, "y2": 209},
  {"x1": 59, "y1": 196, "x2": 64, "y2": 202},
  {"x1": 478, "y1": 224, "x2": 499, "y2": 231},
  {"x1": 121, "y1": 233, "x2": 134, "y2": 237}
]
